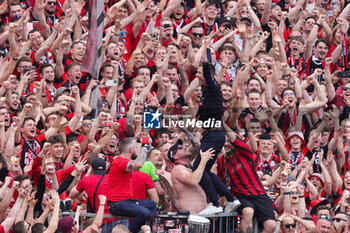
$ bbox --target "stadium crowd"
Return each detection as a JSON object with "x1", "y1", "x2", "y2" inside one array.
[{"x1": 0, "y1": 0, "x2": 350, "y2": 232}]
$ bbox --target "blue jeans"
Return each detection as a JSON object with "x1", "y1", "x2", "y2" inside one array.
[
  {"x1": 101, "y1": 219, "x2": 129, "y2": 233},
  {"x1": 109, "y1": 199, "x2": 157, "y2": 233}
]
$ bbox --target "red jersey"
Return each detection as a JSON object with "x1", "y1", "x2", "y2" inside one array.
[{"x1": 217, "y1": 138, "x2": 265, "y2": 196}]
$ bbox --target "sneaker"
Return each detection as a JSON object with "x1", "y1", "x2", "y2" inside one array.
[
  {"x1": 198, "y1": 203, "x2": 223, "y2": 215},
  {"x1": 224, "y1": 200, "x2": 241, "y2": 213}
]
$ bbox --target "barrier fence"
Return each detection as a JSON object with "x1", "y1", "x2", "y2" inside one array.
[{"x1": 61, "y1": 211, "x2": 243, "y2": 233}]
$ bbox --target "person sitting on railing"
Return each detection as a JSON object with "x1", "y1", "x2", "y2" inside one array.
[
  {"x1": 107, "y1": 137, "x2": 157, "y2": 233},
  {"x1": 169, "y1": 139, "x2": 221, "y2": 215},
  {"x1": 217, "y1": 122, "x2": 277, "y2": 233}
]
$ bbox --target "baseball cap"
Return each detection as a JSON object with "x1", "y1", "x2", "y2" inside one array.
[
  {"x1": 54, "y1": 87, "x2": 70, "y2": 100},
  {"x1": 91, "y1": 157, "x2": 106, "y2": 175},
  {"x1": 219, "y1": 16, "x2": 236, "y2": 27},
  {"x1": 240, "y1": 16, "x2": 252, "y2": 26},
  {"x1": 168, "y1": 139, "x2": 183, "y2": 163},
  {"x1": 58, "y1": 216, "x2": 74, "y2": 233},
  {"x1": 205, "y1": 0, "x2": 220, "y2": 9},
  {"x1": 309, "y1": 173, "x2": 325, "y2": 186}
]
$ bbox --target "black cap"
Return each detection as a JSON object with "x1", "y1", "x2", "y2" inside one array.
[
  {"x1": 240, "y1": 17, "x2": 252, "y2": 26},
  {"x1": 219, "y1": 16, "x2": 236, "y2": 27},
  {"x1": 91, "y1": 157, "x2": 106, "y2": 175},
  {"x1": 205, "y1": 0, "x2": 220, "y2": 9},
  {"x1": 167, "y1": 139, "x2": 183, "y2": 163}
]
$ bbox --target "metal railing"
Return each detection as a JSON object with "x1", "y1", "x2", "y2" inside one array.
[
  {"x1": 61, "y1": 211, "x2": 241, "y2": 233},
  {"x1": 200, "y1": 212, "x2": 239, "y2": 233}
]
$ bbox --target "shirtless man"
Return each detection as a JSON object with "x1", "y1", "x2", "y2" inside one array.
[{"x1": 169, "y1": 139, "x2": 217, "y2": 214}]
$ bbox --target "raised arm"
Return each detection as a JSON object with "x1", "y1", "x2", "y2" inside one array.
[
  {"x1": 43, "y1": 191, "x2": 60, "y2": 233},
  {"x1": 173, "y1": 148, "x2": 215, "y2": 186},
  {"x1": 261, "y1": 0, "x2": 272, "y2": 26}
]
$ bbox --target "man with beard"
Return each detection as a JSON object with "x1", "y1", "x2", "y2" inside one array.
[
  {"x1": 107, "y1": 137, "x2": 157, "y2": 233},
  {"x1": 105, "y1": 41, "x2": 127, "y2": 90},
  {"x1": 27, "y1": 63, "x2": 56, "y2": 106},
  {"x1": 221, "y1": 81, "x2": 233, "y2": 111},
  {"x1": 33, "y1": 0, "x2": 60, "y2": 31},
  {"x1": 170, "y1": 140, "x2": 216, "y2": 214},
  {"x1": 106, "y1": 41, "x2": 122, "y2": 63}
]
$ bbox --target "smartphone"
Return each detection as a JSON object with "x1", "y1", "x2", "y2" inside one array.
[
  {"x1": 225, "y1": 24, "x2": 231, "y2": 30},
  {"x1": 163, "y1": 24, "x2": 171, "y2": 29},
  {"x1": 206, "y1": 48, "x2": 212, "y2": 64},
  {"x1": 327, "y1": 10, "x2": 333, "y2": 17},
  {"x1": 105, "y1": 80, "x2": 118, "y2": 87},
  {"x1": 23, "y1": 68, "x2": 30, "y2": 74},
  {"x1": 337, "y1": 71, "x2": 350, "y2": 78}
]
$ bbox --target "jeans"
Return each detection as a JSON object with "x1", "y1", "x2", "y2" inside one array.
[
  {"x1": 192, "y1": 130, "x2": 234, "y2": 206},
  {"x1": 101, "y1": 219, "x2": 129, "y2": 233},
  {"x1": 109, "y1": 199, "x2": 157, "y2": 233}
]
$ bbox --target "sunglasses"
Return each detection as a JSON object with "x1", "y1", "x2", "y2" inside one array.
[
  {"x1": 192, "y1": 33, "x2": 203, "y2": 38},
  {"x1": 284, "y1": 223, "x2": 296, "y2": 229},
  {"x1": 333, "y1": 217, "x2": 347, "y2": 222},
  {"x1": 289, "y1": 191, "x2": 298, "y2": 195},
  {"x1": 343, "y1": 87, "x2": 350, "y2": 91},
  {"x1": 284, "y1": 92, "x2": 295, "y2": 97},
  {"x1": 47, "y1": 1, "x2": 57, "y2": 5},
  {"x1": 318, "y1": 215, "x2": 332, "y2": 222}
]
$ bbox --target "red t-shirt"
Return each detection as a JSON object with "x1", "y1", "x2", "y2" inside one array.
[
  {"x1": 76, "y1": 174, "x2": 109, "y2": 213},
  {"x1": 0, "y1": 224, "x2": 4, "y2": 233},
  {"x1": 132, "y1": 171, "x2": 155, "y2": 200},
  {"x1": 107, "y1": 157, "x2": 133, "y2": 202}
]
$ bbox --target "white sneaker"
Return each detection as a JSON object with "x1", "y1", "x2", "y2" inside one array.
[
  {"x1": 224, "y1": 200, "x2": 241, "y2": 213},
  {"x1": 198, "y1": 203, "x2": 223, "y2": 215}
]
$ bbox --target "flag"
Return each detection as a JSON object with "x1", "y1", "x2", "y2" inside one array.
[{"x1": 81, "y1": 0, "x2": 104, "y2": 78}]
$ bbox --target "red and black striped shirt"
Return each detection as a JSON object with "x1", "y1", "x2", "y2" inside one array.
[{"x1": 217, "y1": 138, "x2": 265, "y2": 196}]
